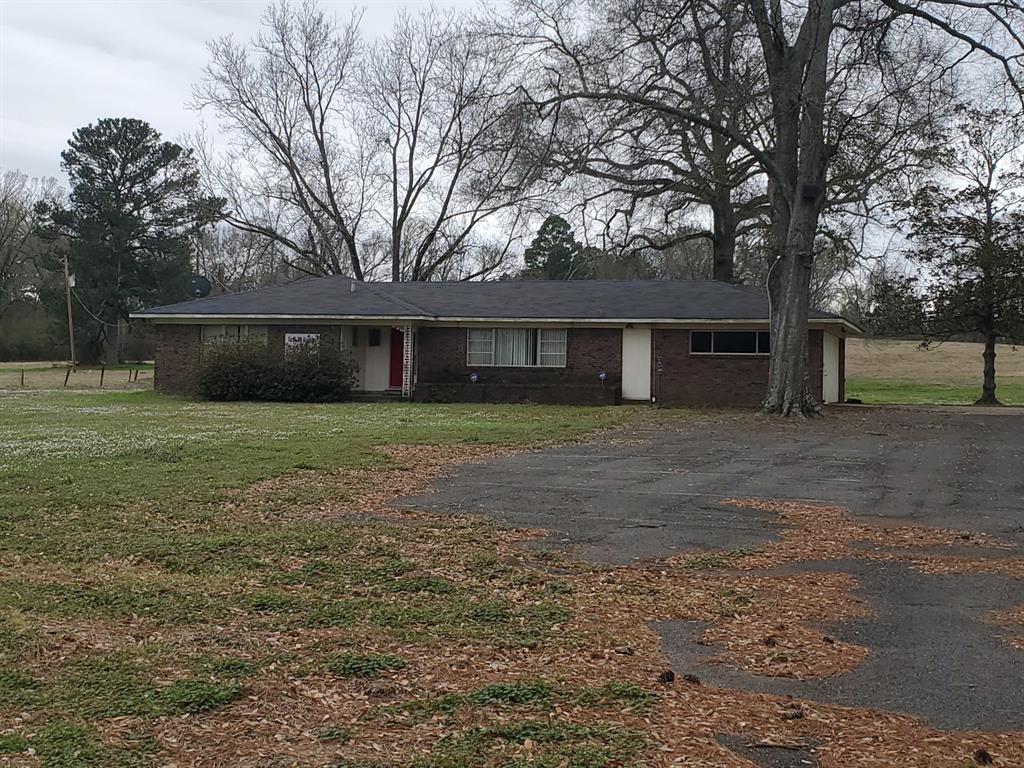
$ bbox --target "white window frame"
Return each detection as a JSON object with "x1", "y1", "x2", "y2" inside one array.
[
  {"x1": 689, "y1": 330, "x2": 770, "y2": 356},
  {"x1": 537, "y1": 329, "x2": 568, "y2": 367},
  {"x1": 465, "y1": 328, "x2": 567, "y2": 368},
  {"x1": 467, "y1": 328, "x2": 496, "y2": 366}
]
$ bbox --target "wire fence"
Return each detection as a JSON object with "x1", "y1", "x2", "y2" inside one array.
[{"x1": 0, "y1": 364, "x2": 154, "y2": 391}]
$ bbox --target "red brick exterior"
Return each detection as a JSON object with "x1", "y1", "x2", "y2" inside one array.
[
  {"x1": 652, "y1": 328, "x2": 825, "y2": 407},
  {"x1": 154, "y1": 325, "x2": 202, "y2": 395},
  {"x1": 809, "y1": 329, "x2": 824, "y2": 403},
  {"x1": 414, "y1": 326, "x2": 622, "y2": 405},
  {"x1": 153, "y1": 321, "x2": 840, "y2": 407},
  {"x1": 154, "y1": 324, "x2": 344, "y2": 395}
]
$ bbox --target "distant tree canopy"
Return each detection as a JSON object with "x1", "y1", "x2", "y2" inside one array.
[
  {"x1": 37, "y1": 118, "x2": 221, "y2": 363},
  {"x1": 521, "y1": 215, "x2": 596, "y2": 280},
  {"x1": 858, "y1": 273, "x2": 929, "y2": 338}
]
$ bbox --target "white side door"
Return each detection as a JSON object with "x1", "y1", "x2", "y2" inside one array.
[
  {"x1": 621, "y1": 327, "x2": 652, "y2": 401},
  {"x1": 822, "y1": 332, "x2": 840, "y2": 403}
]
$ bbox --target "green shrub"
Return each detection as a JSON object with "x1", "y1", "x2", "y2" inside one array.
[{"x1": 196, "y1": 337, "x2": 357, "y2": 402}]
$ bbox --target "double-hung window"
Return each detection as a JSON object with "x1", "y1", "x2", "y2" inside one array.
[
  {"x1": 690, "y1": 330, "x2": 770, "y2": 355},
  {"x1": 466, "y1": 328, "x2": 567, "y2": 367}
]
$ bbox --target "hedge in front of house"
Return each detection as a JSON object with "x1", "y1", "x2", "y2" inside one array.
[{"x1": 195, "y1": 338, "x2": 358, "y2": 402}]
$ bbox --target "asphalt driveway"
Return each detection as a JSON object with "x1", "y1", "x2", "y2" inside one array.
[{"x1": 400, "y1": 406, "x2": 1024, "y2": 733}]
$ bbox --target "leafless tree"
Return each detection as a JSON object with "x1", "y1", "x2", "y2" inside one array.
[
  {"x1": 508, "y1": 0, "x2": 1022, "y2": 414},
  {"x1": 357, "y1": 9, "x2": 545, "y2": 281},
  {"x1": 192, "y1": 226, "x2": 294, "y2": 293},
  {"x1": 193, "y1": 1, "x2": 368, "y2": 277},
  {"x1": 0, "y1": 171, "x2": 60, "y2": 317},
  {"x1": 193, "y1": 2, "x2": 543, "y2": 283},
  {"x1": 507, "y1": 0, "x2": 771, "y2": 282}
]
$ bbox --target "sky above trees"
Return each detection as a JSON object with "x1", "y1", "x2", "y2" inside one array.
[{"x1": 0, "y1": 0, "x2": 457, "y2": 180}]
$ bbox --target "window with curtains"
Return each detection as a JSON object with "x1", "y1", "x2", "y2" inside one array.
[{"x1": 466, "y1": 328, "x2": 567, "y2": 367}]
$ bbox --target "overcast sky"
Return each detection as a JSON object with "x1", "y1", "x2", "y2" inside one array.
[{"x1": 0, "y1": 0, "x2": 470, "y2": 183}]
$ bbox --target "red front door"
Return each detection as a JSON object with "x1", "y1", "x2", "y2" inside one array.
[{"x1": 389, "y1": 329, "x2": 404, "y2": 389}]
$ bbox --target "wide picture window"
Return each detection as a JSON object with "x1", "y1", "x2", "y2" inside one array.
[
  {"x1": 690, "y1": 330, "x2": 770, "y2": 355},
  {"x1": 466, "y1": 328, "x2": 567, "y2": 367}
]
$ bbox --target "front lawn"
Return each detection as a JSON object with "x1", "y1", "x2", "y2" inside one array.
[
  {"x1": 4, "y1": 391, "x2": 1020, "y2": 767},
  {"x1": 0, "y1": 391, "x2": 632, "y2": 767}
]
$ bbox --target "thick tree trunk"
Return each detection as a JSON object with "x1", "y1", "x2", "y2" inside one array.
[
  {"x1": 711, "y1": 201, "x2": 736, "y2": 283},
  {"x1": 976, "y1": 330, "x2": 1001, "y2": 405},
  {"x1": 755, "y1": 0, "x2": 832, "y2": 416},
  {"x1": 763, "y1": 203, "x2": 819, "y2": 415}
]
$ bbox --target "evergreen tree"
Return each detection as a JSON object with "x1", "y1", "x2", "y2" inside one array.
[
  {"x1": 521, "y1": 215, "x2": 591, "y2": 280},
  {"x1": 38, "y1": 118, "x2": 221, "y2": 363}
]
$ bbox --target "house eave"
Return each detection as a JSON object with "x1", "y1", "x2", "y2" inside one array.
[{"x1": 131, "y1": 311, "x2": 861, "y2": 334}]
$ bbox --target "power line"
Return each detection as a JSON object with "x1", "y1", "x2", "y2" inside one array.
[{"x1": 70, "y1": 286, "x2": 120, "y2": 328}]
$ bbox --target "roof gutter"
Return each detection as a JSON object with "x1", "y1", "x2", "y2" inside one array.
[{"x1": 130, "y1": 311, "x2": 862, "y2": 334}]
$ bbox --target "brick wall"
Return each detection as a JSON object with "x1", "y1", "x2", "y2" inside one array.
[
  {"x1": 808, "y1": 329, "x2": 824, "y2": 403},
  {"x1": 154, "y1": 321, "x2": 838, "y2": 407},
  {"x1": 154, "y1": 325, "x2": 202, "y2": 395},
  {"x1": 652, "y1": 328, "x2": 825, "y2": 407},
  {"x1": 154, "y1": 323, "x2": 345, "y2": 395},
  {"x1": 414, "y1": 326, "x2": 621, "y2": 405}
]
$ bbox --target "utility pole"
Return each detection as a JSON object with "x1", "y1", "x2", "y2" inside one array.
[{"x1": 63, "y1": 253, "x2": 76, "y2": 370}]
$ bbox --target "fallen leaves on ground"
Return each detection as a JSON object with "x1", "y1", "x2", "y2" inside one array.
[{"x1": 4, "y1": 435, "x2": 1023, "y2": 768}]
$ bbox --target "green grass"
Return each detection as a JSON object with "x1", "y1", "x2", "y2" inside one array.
[
  {"x1": 385, "y1": 679, "x2": 656, "y2": 721},
  {"x1": 413, "y1": 720, "x2": 647, "y2": 767},
  {"x1": 0, "y1": 390, "x2": 630, "y2": 767},
  {"x1": 846, "y1": 377, "x2": 1024, "y2": 405},
  {"x1": 332, "y1": 717, "x2": 648, "y2": 768},
  {"x1": 327, "y1": 652, "x2": 408, "y2": 678}
]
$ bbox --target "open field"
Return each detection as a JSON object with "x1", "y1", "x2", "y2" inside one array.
[
  {"x1": 0, "y1": 363, "x2": 154, "y2": 391},
  {"x1": 845, "y1": 338, "x2": 1024, "y2": 405}
]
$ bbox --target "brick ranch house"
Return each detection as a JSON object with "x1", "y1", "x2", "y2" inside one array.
[{"x1": 133, "y1": 276, "x2": 860, "y2": 406}]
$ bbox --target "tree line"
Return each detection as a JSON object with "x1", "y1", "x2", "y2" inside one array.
[{"x1": 0, "y1": 0, "x2": 1022, "y2": 408}]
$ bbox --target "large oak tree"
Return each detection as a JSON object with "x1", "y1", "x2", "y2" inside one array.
[{"x1": 508, "y1": 0, "x2": 1022, "y2": 414}]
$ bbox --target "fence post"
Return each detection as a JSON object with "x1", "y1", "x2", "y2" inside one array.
[
  {"x1": 21, "y1": 369, "x2": 25, "y2": 387},
  {"x1": 99, "y1": 365, "x2": 105, "y2": 388},
  {"x1": 64, "y1": 368, "x2": 71, "y2": 387}
]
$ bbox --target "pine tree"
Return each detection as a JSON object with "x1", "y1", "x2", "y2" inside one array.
[
  {"x1": 38, "y1": 118, "x2": 221, "y2": 362},
  {"x1": 522, "y1": 215, "x2": 590, "y2": 280}
]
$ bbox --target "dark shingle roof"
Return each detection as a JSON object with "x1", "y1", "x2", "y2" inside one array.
[{"x1": 134, "y1": 275, "x2": 849, "y2": 324}]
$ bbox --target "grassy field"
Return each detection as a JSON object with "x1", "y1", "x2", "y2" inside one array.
[
  {"x1": 0, "y1": 390, "x2": 636, "y2": 767},
  {"x1": 845, "y1": 338, "x2": 1024, "y2": 405},
  {"x1": 0, "y1": 363, "x2": 154, "y2": 391}
]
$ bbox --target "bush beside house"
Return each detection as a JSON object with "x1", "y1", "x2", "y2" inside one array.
[{"x1": 196, "y1": 339, "x2": 357, "y2": 402}]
